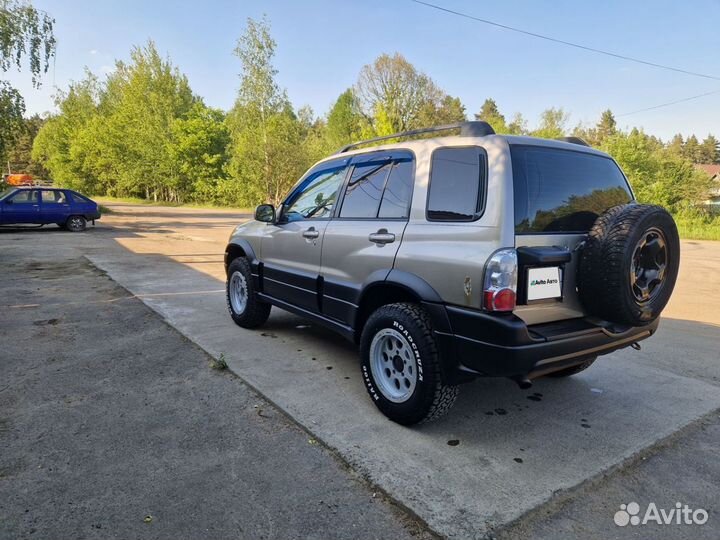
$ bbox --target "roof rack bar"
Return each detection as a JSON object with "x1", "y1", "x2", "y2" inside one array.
[
  {"x1": 336, "y1": 121, "x2": 495, "y2": 154},
  {"x1": 556, "y1": 136, "x2": 590, "y2": 147}
]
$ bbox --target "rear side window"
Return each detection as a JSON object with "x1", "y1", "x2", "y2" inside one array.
[
  {"x1": 40, "y1": 190, "x2": 67, "y2": 203},
  {"x1": 427, "y1": 147, "x2": 486, "y2": 221},
  {"x1": 512, "y1": 146, "x2": 633, "y2": 233},
  {"x1": 68, "y1": 192, "x2": 90, "y2": 204}
]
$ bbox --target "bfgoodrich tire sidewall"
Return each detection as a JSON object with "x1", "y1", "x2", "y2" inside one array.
[{"x1": 360, "y1": 310, "x2": 439, "y2": 425}]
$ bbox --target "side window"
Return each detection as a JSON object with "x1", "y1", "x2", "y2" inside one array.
[
  {"x1": 68, "y1": 192, "x2": 89, "y2": 204},
  {"x1": 378, "y1": 159, "x2": 413, "y2": 219},
  {"x1": 284, "y1": 164, "x2": 347, "y2": 221},
  {"x1": 40, "y1": 190, "x2": 66, "y2": 204},
  {"x1": 339, "y1": 159, "x2": 392, "y2": 218},
  {"x1": 427, "y1": 147, "x2": 486, "y2": 221},
  {"x1": 8, "y1": 190, "x2": 38, "y2": 204}
]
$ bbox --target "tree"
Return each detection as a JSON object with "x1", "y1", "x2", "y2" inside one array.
[
  {"x1": 169, "y1": 103, "x2": 230, "y2": 202},
  {"x1": 1, "y1": 0, "x2": 56, "y2": 164},
  {"x1": 4, "y1": 113, "x2": 48, "y2": 177},
  {"x1": 595, "y1": 109, "x2": 617, "y2": 143},
  {"x1": 699, "y1": 135, "x2": 719, "y2": 164},
  {"x1": 506, "y1": 112, "x2": 529, "y2": 135},
  {"x1": 474, "y1": 98, "x2": 507, "y2": 133},
  {"x1": 683, "y1": 135, "x2": 702, "y2": 163},
  {"x1": 354, "y1": 52, "x2": 459, "y2": 134},
  {"x1": 32, "y1": 73, "x2": 101, "y2": 192},
  {"x1": 667, "y1": 133, "x2": 684, "y2": 156},
  {"x1": 601, "y1": 129, "x2": 711, "y2": 212},
  {"x1": 325, "y1": 89, "x2": 364, "y2": 150},
  {"x1": 532, "y1": 108, "x2": 568, "y2": 139},
  {"x1": 227, "y1": 17, "x2": 308, "y2": 205},
  {"x1": 417, "y1": 94, "x2": 465, "y2": 127}
]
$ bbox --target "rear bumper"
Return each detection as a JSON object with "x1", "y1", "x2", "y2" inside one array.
[{"x1": 425, "y1": 303, "x2": 659, "y2": 384}]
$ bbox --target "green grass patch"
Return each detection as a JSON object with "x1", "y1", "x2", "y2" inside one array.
[
  {"x1": 95, "y1": 195, "x2": 253, "y2": 213},
  {"x1": 676, "y1": 217, "x2": 720, "y2": 241}
]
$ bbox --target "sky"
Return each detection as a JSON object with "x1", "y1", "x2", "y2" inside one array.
[{"x1": 6, "y1": 0, "x2": 720, "y2": 141}]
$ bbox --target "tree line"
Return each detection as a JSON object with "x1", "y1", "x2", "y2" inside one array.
[{"x1": 3, "y1": 16, "x2": 718, "y2": 215}]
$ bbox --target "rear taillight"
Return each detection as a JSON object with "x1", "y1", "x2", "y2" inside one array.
[{"x1": 483, "y1": 248, "x2": 518, "y2": 312}]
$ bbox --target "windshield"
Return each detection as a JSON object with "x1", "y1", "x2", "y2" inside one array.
[{"x1": 0, "y1": 188, "x2": 16, "y2": 200}]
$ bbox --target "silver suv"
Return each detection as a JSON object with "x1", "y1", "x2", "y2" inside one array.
[{"x1": 225, "y1": 122, "x2": 679, "y2": 425}]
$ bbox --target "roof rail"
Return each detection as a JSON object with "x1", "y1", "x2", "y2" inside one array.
[
  {"x1": 336, "y1": 121, "x2": 495, "y2": 154},
  {"x1": 556, "y1": 136, "x2": 591, "y2": 147}
]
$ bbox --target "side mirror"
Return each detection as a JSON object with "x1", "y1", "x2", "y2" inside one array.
[{"x1": 254, "y1": 204, "x2": 276, "y2": 223}]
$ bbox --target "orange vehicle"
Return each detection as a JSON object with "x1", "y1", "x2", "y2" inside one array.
[{"x1": 4, "y1": 173, "x2": 34, "y2": 186}]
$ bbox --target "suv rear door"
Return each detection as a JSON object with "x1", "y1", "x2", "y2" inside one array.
[
  {"x1": 511, "y1": 144, "x2": 633, "y2": 324},
  {"x1": 320, "y1": 151, "x2": 414, "y2": 324},
  {"x1": 260, "y1": 158, "x2": 349, "y2": 313}
]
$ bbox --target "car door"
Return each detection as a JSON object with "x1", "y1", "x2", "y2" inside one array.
[
  {"x1": 39, "y1": 190, "x2": 71, "y2": 224},
  {"x1": 1, "y1": 189, "x2": 40, "y2": 224},
  {"x1": 260, "y1": 158, "x2": 349, "y2": 313},
  {"x1": 320, "y1": 151, "x2": 415, "y2": 324}
]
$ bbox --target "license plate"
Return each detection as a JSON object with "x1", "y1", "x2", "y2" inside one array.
[{"x1": 527, "y1": 266, "x2": 562, "y2": 301}]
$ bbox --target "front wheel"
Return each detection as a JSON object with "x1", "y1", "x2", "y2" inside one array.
[
  {"x1": 360, "y1": 303, "x2": 459, "y2": 425},
  {"x1": 226, "y1": 257, "x2": 271, "y2": 328}
]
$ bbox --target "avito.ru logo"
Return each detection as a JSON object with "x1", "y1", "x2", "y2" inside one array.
[{"x1": 614, "y1": 501, "x2": 708, "y2": 526}]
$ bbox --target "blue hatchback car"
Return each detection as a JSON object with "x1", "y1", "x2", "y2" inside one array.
[{"x1": 0, "y1": 187, "x2": 101, "y2": 232}]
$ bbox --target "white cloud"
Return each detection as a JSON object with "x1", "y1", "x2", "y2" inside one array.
[{"x1": 89, "y1": 49, "x2": 98, "y2": 55}]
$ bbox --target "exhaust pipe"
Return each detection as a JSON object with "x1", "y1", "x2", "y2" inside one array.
[
  {"x1": 514, "y1": 377, "x2": 533, "y2": 390},
  {"x1": 631, "y1": 342, "x2": 642, "y2": 351}
]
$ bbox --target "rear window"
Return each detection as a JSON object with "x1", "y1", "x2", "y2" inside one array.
[{"x1": 511, "y1": 146, "x2": 633, "y2": 233}]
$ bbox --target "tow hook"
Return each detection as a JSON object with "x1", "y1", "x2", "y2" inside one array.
[{"x1": 631, "y1": 342, "x2": 642, "y2": 351}]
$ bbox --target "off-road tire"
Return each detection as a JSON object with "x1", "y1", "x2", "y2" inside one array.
[
  {"x1": 577, "y1": 204, "x2": 679, "y2": 326},
  {"x1": 65, "y1": 215, "x2": 87, "y2": 232},
  {"x1": 547, "y1": 356, "x2": 597, "y2": 378},
  {"x1": 360, "y1": 303, "x2": 459, "y2": 425},
  {"x1": 226, "y1": 257, "x2": 271, "y2": 328}
]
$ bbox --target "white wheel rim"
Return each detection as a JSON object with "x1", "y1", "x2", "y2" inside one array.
[
  {"x1": 229, "y1": 271, "x2": 248, "y2": 314},
  {"x1": 369, "y1": 328, "x2": 417, "y2": 403}
]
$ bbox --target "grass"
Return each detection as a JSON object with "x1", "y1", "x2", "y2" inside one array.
[
  {"x1": 95, "y1": 195, "x2": 253, "y2": 213},
  {"x1": 209, "y1": 353, "x2": 228, "y2": 371},
  {"x1": 676, "y1": 218, "x2": 720, "y2": 241}
]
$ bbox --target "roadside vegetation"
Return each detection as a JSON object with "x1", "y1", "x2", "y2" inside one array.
[{"x1": 2, "y1": 7, "x2": 718, "y2": 239}]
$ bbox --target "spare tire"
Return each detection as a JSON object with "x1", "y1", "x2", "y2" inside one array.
[{"x1": 577, "y1": 204, "x2": 680, "y2": 326}]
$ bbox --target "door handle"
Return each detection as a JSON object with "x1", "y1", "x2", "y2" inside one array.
[
  {"x1": 302, "y1": 227, "x2": 320, "y2": 239},
  {"x1": 368, "y1": 230, "x2": 395, "y2": 245}
]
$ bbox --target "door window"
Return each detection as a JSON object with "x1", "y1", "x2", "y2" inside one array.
[
  {"x1": 284, "y1": 163, "x2": 347, "y2": 222},
  {"x1": 339, "y1": 152, "x2": 415, "y2": 219},
  {"x1": 378, "y1": 159, "x2": 414, "y2": 219},
  {"x1": 8, "y1": 190, "x2": 38, "y2": 204},
  {"x1": 339, "y1": 159, "x2": 392, "y2": 218}
]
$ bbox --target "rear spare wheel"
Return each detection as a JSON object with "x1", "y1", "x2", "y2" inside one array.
[{"x1": 577, "y1": 204, "x2": 679, "y2": 326}]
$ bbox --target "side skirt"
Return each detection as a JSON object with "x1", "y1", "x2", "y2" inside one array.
[{"x1": 257, "y1": 292, "x2": 356, "y2": 342}]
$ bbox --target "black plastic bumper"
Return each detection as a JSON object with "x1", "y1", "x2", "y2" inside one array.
[{"x1": 424, "y1": 303, "x2": 659, "y2": 384}]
